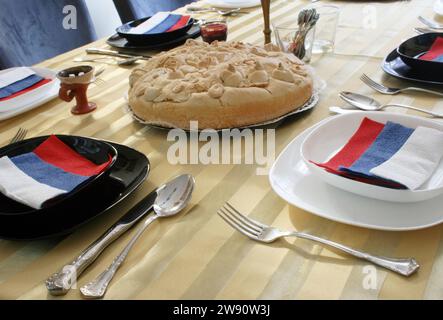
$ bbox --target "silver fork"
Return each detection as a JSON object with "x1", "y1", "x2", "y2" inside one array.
[
  {"x1": 360, "y1": 74, "x2": 443, "y2": 97},
  {"x1": 9, "y1": 128, "x2": 28, "y2": 144},
  {"x1": 218, "y1": 202, "x2": 419, "y2": 277},
  {"x1": 92, "y1": 67, "x2": 106, "y2": 86}
]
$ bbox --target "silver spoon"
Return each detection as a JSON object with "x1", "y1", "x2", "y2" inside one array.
[
  {"x1": 339, "y1": 91, "x2": 443, "y2": 118},
  {"x1": 80, "y1": 174, "x2": 195, "y2": 299}
]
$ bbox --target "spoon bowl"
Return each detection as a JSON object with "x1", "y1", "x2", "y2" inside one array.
[
  {"x1": 339, "y1": 91, "x2": 443, "y2": 118},
  {"x1": 80, "y1": 174, "x2": 195, "y2": 299},
  {"x1": 339, "y1": 92, "x2": 382, "y2": 111},
  {"x1": 154, "y1": 174, "x2": 195, "y2": 217}
]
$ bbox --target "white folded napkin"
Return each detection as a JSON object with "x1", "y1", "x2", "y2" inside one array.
[
  {"x1": 0, "y1": 67, "x2": 35, "y2": 89},
  {"x1": 0, "y1": 157, "x2": 65, "y2": 209},
  {"x1": 370, "y1": 126, "x2": 443, "y2": 190},
  {"x1": 128, "y1": 12, "x2": 169, "y2": 34}
]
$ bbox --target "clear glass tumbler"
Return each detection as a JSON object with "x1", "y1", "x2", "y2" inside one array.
[
  {"x1": 309, "y1": 5, "x2": 340, "y2": 54},
  {"x1": 272, "y1": 21, "x2": 315, "y2": 63}
]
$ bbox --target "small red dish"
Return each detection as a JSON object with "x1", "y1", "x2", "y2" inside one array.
[{"x1": 200, "y1": 21, "x2": 228, "y2": 43}]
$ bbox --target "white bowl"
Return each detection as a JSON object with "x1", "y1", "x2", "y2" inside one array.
[{"x1": 301, "y1": 112, "x2": 443, "y2": 203}]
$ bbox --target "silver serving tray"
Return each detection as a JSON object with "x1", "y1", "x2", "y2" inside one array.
[{"x1": 125, "y1": 93, "x2": 319, "y2": 132}]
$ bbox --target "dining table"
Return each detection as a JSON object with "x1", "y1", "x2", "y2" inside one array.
[{"x1": 1, "y1": 0, "x2": 443, "y2": 300}]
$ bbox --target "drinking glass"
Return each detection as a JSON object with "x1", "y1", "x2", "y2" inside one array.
[{"x1": 309, "y1": 5, "x2": 340, "y2": 54}]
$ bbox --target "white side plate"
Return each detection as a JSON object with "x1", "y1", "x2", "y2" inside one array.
[
  {"x1": 0, "y1": 67, "x2": 59, "y2": 121},
  {"x1": 269, "y1": 117, "x2": 443, "y2": 231}
]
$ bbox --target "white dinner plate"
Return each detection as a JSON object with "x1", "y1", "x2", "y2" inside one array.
[
  {"x1": 204, "y1": 0, "x2": 261, "y2": 9},
  {"x1": 0, "y1": 67, "x2": 59, "y2": 121},
  {"x1": 269, "y1": 117, "x2": 443, "y2": 231},
  {"x1": 435, "y1": 0, "x2": 443, "y2": 16},
  {"x1": 301, "y1": 112, "x2": 443, "y2": 203}
]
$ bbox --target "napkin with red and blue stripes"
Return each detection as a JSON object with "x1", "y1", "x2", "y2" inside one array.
[
  {"x1": 420, "y1": 37, "x2": 443, "y2": 63},
  {"x1": 0, "y1": 135, "x2": 112, "y2": 209},
  {"x1": 127, "y1": 12, "x2": 191, "y2": 34},
  {"x1": 313, "y1": 117, "x2": 443, "y2": 190},
  {"x1": 0, "y1": 67, "x2": 52, "y2": 102}
]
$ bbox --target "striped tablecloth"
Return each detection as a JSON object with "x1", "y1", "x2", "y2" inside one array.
[{"x1": 1, "y1": 0, "x2": 443, "y2": 300}]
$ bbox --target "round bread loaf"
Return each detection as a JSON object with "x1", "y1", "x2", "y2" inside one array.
[{"x1": 128, "y1": 39, "x2": 313, "y2": 129}]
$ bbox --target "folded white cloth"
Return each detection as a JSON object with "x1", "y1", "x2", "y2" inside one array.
[
  {"x1": 0, "y1": 67, "x2": 35, "y2": 89},
  {"x1": 370, "y1": 126, "x2": 443, "y2": 190},
  {"x1": 0, "y1": 157, "x2": 65, "y2": 209},
  {"x1": 128, "y1": 12, "x2": 169, "y2": 34}
]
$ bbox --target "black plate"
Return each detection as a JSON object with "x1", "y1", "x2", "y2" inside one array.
[
  {"x1": 0, "y1": 140, "x2": 149, "y2": 240},
  {"x1": 397, "y1": 33, "x2": 443, "y2": 74},
  {"x1": 0, "y1": 135, "x2": 118, "y2": 214},
  {"x1": 117, "y1": 16, "x2": 197, "y2": 45},
  {"x1": 107, "y1": 24, "x2": 201, "y2": 51},
  {"x1": 382, "y1": 48, "x2": 443, "y2": 85}
]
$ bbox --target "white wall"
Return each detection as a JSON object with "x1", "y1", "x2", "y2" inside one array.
[{"x1": 85, "y1": 0, "x2": 122, "y2": 38}]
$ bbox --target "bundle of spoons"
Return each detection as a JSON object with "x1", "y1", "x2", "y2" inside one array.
[{"x1": 290, "y1": 8, "x2": 319, "y2": 60}]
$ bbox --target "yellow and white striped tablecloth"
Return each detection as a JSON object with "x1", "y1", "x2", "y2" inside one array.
[{"x1": 0, "y1": 0, "x2": 442, "y2": 300}]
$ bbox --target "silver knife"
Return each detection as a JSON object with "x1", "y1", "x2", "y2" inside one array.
[
  {"x1": 45, "y1": 189, "x2": 158, "y2": 296},
  {"x1": 86, "y1": 48, "x2": 151, "y2": 60}
]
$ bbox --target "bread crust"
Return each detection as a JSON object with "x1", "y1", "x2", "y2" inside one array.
[{"x1": 128, "y1": 40, "x2": 313, "y2": 129}]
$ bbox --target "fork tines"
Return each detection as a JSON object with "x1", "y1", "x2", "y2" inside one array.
[
  {"x1": 360, "y1": 74, "x2": 386, "y2": 92},
  {"x1": 10, "y1": 128, "x2": 28, "y2": 144},
  {"x1": 217, "y1": 202, "x2": 262, "y2": 240},
  {"x1": 92, "y1": 78, "x2": 106, "y2": 86}
]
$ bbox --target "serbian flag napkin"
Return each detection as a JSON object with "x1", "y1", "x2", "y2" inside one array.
[
  {"x1": 312, "y1": 118, "x2": 404, "y2": 188},
  {"x1": 0, "y1": 67, "x2": 52, "y2": 102},
  {"x1": 420, "y1": 37, "x2": 443, "y2": 62},
  {"x1": 312, "y1": 117, "x2": 443, "y2": 190},
  {"x1": 339, "y1": 121, "x2": 414, "y2": 180},
  {"x1": 0, "y1": 135, "x2": 112, "y2": 209},
  {"x1": 128, "y1": 12, "x2": 190, "y2": 34},
  {"x1": 370, "y1": 126, "x2": 443, "y2": 190}
]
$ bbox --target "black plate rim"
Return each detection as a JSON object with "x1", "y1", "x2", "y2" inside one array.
[
  {"x1": 397, "y1": 32, "x2": 443, "y2": 70},
  {"x1": 116, "y1": 16, "x2": 197, "y2": 44},
  {"x1": 0, "y1": 141, "x2": 150, "y2": 240},
  {"x1": 0, "y1": 135, "x2": 119, "y2": 215},
  {"x1": 107, "y1": 24, "x2": 201, "y2": 50},
  {"x1": 382, "y1": 48, "x2": 443, "y2": 86}
]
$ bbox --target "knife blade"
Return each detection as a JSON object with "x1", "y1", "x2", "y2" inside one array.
[
  {"x1": 45, "y1": 188, "x2": 158, "y2": 296},
  {"x1": 86, "y1": 48, "x2": 151, "y2": 60}
]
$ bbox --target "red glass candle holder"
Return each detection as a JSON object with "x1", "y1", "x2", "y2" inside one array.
[{"x1": 200, "y1": 20, "x2": 228, "y2": 43}]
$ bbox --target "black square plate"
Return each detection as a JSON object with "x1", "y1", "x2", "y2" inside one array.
[
  {"x1": 0, "y1": 135, "x2": 118, "y2": 214},
  {"x1": 382, "y1": 48, "x2": 443, "y2": 85},
  {"x1": 0, "y1": 138, "x2": 149, "y2": 240},
  {"x1": 107, "y1": 24, "x2": 201, "y2": 51}
]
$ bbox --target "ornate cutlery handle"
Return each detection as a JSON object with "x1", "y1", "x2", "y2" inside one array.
[
  {"x1": 290, "y1": 232, "x2": 419, "y2": 276},
  {"x1": 80, "y1": 215, "x2": 158, "y2": 299},
  {"x1": 383, "y1": 103, "x2": 443, "y2": 118},
  {"x1": 45, "y1": 224, "x2": 131, "y2": 296}
]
